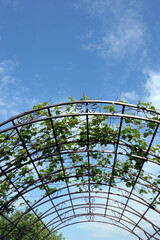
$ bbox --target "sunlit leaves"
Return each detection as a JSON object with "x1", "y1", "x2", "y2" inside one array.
[{"x1": 0, "y1": 99, "x2": 160, "y2": 214}]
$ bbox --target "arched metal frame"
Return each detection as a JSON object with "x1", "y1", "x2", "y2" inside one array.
[{"x1": 0, "y1": 100, "x2": 160, "y2": 240}]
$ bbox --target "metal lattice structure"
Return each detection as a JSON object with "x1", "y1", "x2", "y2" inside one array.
[{"x1": 0, "y1": 100, "x2": 160, "y2": 239}]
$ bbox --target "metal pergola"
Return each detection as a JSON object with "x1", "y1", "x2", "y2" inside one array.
[{"x1": 0, "y1": 100, "x2": 160, "y2": 239}]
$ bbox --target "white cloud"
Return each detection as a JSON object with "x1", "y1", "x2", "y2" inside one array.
[
  {"x1": 76, "y1": 0, "x2": 116, "y2": 17},
  {"x1": 0, "y1": 0, "x2": 20, "y2": 6},
  {"x1": 120, "y1": 90, "x2": 139, "y2": 103},
  {"x1": 76, "y1": 31, "x2": 93, "y2": 41},
  {"x1": 0, "y1": 59, "x2": 17, "y2": 74},
  {"x1": 0, "y1": 59, "x2": 37, "y2": 122},
  {"x1": 143, "y1": 69, "x2": 160, "y2": 109},
  {"x1": 118, "y1": 69, "x2": 160, "y2": 108},
  {"x1": 79, "y1": 0, "x2": 146, "y2": 58},
  {"x1": 84, "y1": 19, "x2": 145, "y2": 58},
  {"x1": 76, "y1": 195, "x2": 159, "y2": 240},
  {"x1": 102, "y1": 23, "x2": 144, "y2": 58},
  {"x1": 78, "y1": 221, "x2": 137, "y2": 240}
]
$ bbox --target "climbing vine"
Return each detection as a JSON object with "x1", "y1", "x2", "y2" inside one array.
[{"x1": 0, "y1": 97, "x2": 160, "y2": 214}]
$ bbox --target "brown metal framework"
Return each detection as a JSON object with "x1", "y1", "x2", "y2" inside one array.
[{"x1": 0, "y1": 100, "x2": 160, "y2": 239}]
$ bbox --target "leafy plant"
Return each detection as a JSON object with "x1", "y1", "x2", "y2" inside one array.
[
  {"x1": 0, "y1": 210, "x2": 64, "y2": 240},
  {"x1": 0, "y1": 98, "x2": 160, "y2": 217}
]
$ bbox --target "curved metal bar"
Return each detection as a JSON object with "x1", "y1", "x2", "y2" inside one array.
[
  {"x1": 1, "y1": 157, "x2": 159, "y2": 214},
  {"x1": 1, "y1": 174, "x2": 155, "y2": 216},
  {"x1": 39, "y1": 204, "x2": 151, "y2": 233},
  {"x1": 5, "y1": 190, "x2": 158, "y2": 237},
  {"x1": 1, "y1": 100, "x2": 160, "y2": 127},
  {"x1": 1, "y1": 100, "x2": 160, "y2": 240},
  {"x1": 118, "y1": 122, "x2": 160, "y2": 222},
  {"x1": 12, "y1": 172, "x2": 160, "y2": 205},
  {"x1": 28, "y1": 205, "x2": 135, "y2": 239},
  {"x1": 1, "y1": 111, "x2": 160, "y2": 135},
  {"x1": 1, "y1": 171, "x2": 159, "y2": 225},
  {"x1": 47, "y1": 108, "x2": 75, "y2": 217},
  {"x1": 11, "y1": 120, "x2": 63, "y2": 224},
  {"x1": 0, "y1": 166, "x2": 51, "y2": 237},
  {"x1": 0, "y1": 213, "x2": 34, "y2": 240},
  {"x1": 42, "y1": 215, "x2": 150, "y2": 240},
  {"x1": 3, "y1": 195, "x2": 157, "y2": 240},
  {"x1": 1, "y1": 176, "x2": 159, "y2": 239},
  {"x1": 51, "y1": 220, "x2": 144, "y2": 240},
  {"x1": 1, "y1": 139, "x2": 160, "y2": 179},
  {"x1": 38, "y1": 198, "x2": 146, "y2": 223},
  {"x1": 38, "y1": 197, "x2": 159, "y2": 234},
  {"x1": 104, "y1": 105, "x2": 124, "y2": 215}
]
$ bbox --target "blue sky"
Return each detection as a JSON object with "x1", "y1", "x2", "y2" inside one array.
[{"x1": 0, "y1": 0, "x2": 160, "y2": 239}]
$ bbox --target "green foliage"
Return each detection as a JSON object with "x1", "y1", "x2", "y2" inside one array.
[
  {"x1": 0, "y1": 210, "x2": 64, "y2": 240},
  {"x1": 0, "y1": 97, "x2": 160, "y2": 217}
]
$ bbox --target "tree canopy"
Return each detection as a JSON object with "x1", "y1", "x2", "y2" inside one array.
[{"x1": 0, "y1": 210, "x2": 64, "y2": 240}]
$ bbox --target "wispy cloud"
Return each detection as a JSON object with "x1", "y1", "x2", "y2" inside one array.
[
  {"x1": 78, "y1": 0, "x2": 146, "y2": 59},
  {"x1": 143, "y1": 69, "x2": 160, "y2": 109},
  {"x1": 75, "y1": 0, "x2": 115, "y2": 17},
  {"x1": 0, "y1": 0, "x2": 20, "y2": 6},
  {"x1": 78, "y1": 221, "x2": 136, "y2": 240},
  {"x1": 118, "y1": 68, "x2": 160, "y2": 109},
  {"x1": 0, "y1": 59, "x2": 37, "y2": 122},
  {"x1": 120, "y1": 90, "x2": 139, "y2": 102},
  {"x1": 76, "y1": 31, "x2": 93, "y2": 41},
  {"x1": 77, "y1": 197, "x2": 159, "y2": 240}
]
